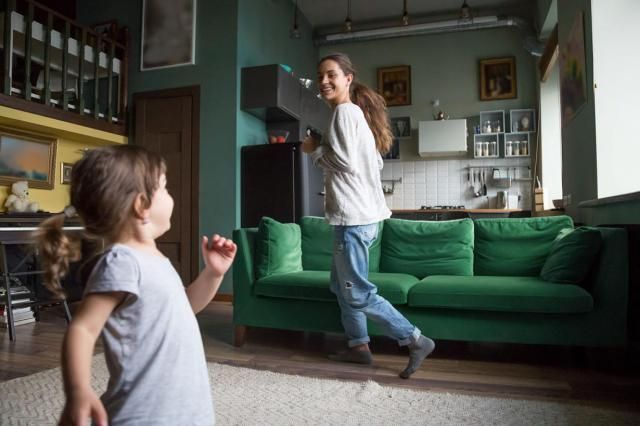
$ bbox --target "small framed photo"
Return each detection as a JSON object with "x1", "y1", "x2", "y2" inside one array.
[
  {"x1": 61, "y1": 162, "x2": 73, "y2": 185},
  {"x1": 390, "y1": 116, "x2": 411, "y2": 139},
  {"x1": 479, "y1": 57, "x2": 517, "y2": 101},
  {"x1": 377, "y1": 65, "x2": 411, "y2": 106}
]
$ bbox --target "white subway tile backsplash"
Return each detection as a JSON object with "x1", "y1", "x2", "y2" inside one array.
[{"x1": 383, "y1": 157, "x2": 532, "y2": 210}]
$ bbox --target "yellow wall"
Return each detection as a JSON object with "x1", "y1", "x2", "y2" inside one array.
[{"x1": 0, "y1": 106, "x2": 128, "y2": 213}]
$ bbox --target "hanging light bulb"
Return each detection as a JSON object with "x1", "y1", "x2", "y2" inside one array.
[
  {"x1": 402, "y1": 0, "x2": 409, "y2": 26},
  {"x1": 459, "y1": 0, "x2": 472, "y2": 22},
  {"x1": 290, "y1": 0, "x2": 301, "y2": 39},
  {"x1": 344, "y1": 0, "x2": 352, "y2": 32}
]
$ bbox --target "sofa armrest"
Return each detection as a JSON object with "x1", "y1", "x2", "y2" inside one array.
[
  {"x1": 588, "y1": 227, "x2": 628, "y2": 341},
  {"x1": 233, "y1": 228, "x2": 257, "y2": 297}
]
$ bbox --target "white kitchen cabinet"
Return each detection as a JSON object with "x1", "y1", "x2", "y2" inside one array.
[{"x1": 418, "y1": 119, "x2": 467, "y2": 157}]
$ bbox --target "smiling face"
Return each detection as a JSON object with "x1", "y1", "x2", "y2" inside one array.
[{"x1": 317, "y1": 59, "x2": 353, "y2": 107}]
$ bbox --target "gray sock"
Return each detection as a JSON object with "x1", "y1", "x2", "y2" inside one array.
[
  {"x1": 328, "y1": 349, "x2": 373, "y2": 365},
  {"x1": 399, "y1": 335, "x2": 435, "y2": 379}
]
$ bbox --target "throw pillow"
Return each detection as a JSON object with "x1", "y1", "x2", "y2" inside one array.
[
  {"x1": 255, "y1": 217, "x2": 303, "y2": 279},
  {"x1": 540, "y1": 226, "x2": 602, "y2": 284}
]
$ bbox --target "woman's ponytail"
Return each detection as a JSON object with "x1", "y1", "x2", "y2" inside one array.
[
  {"x1": 35, "y1": 213, "x2": 82, "y2": 299},
  {"x1": 350, "y1": 81, "x2": 394, "y2": 155}
]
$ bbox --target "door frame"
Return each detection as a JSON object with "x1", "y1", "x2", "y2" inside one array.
[{"x1": 133, "y1": 85, "x2": 200, "y2": 281}]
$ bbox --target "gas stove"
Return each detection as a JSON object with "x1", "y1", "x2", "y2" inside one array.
[{"x1": 420, "y1": 205, "x2": 466, "y2": 210}]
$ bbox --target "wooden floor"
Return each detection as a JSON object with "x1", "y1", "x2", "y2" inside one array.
[{"x1": 2, "y1": 302, "x2": 640, "y2": 413}]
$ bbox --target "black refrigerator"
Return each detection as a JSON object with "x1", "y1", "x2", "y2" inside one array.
[{"x1": 241, "y1": 142, "x2": 325, "y2": 227}]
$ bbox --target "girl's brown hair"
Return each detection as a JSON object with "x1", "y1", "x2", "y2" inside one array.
[
  {"x1": 35, "y1": 145, "x2": 166, "y2": 299},
  {"x1": 319, "y1": 53, "x2": 394, "y2": 154}
]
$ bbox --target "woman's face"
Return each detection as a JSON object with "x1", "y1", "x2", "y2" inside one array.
[{"x1": 317, "y1": 59, "x2": 352, "y2": 106}]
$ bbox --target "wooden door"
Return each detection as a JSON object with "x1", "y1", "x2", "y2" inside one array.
[{"x1": 133, "y1": 86, "x2": 199, "y2": 283}]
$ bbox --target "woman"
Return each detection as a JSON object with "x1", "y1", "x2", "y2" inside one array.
[{"x1": 302, "y1": 53, "x2": 435, "y2": 379}]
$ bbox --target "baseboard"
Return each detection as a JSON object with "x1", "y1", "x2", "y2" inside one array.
[{"x1": 214, "y1": 293, "x2": 233, "y2": 302}]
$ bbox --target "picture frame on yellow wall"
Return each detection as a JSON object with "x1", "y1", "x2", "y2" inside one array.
[
  {"x1": 0, "y1": 127, "x2": 57, "y2": 190},
  {"x1": 61, "y1": 162, "x2": 73, "y2": 185}
]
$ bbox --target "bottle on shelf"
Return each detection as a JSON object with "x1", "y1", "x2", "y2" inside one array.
[
  {"x1": 491, "y1": 141, "x2": 497, "y2": 156},
  {"x1": 521, "y1": 140, "x2": 529, "y2": 156},
  {"x1": 485, "y1": 121, "x2": 492, "y2": 133},
  {"x1": 476, "y1": 143, "x2": 483, "y2": 157},
  {"x1": 506, "y1": 141, "x2": 513, "y2": 156},
  {"x1": 483, "y1": 142, "x2": 489, "y2": 156},
  {"x1": 513, "y1": 141, "x2": 520, "y2": 156}
]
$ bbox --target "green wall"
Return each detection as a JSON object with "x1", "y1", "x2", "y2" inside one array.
[
  {"x1": 78, "y1": 0, "x2": 317, "y2": 293},
  {"x1": 318, "y1": 27, "x2": 538, "y2": 161}
]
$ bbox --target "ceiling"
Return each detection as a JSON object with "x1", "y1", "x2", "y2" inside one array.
[{"x1": 296, "y1": 0, "x2": 535, "y2": 31}]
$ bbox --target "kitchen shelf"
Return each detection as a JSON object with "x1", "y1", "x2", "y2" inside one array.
[
  {"x1": 479, "y1": 110, "x2": 505, "y2": 134},
  {"x1": 473, "y1": 133, "x2": 500, "y2": 158},
  {"x1": 510, "y1": 108, "x2": 536, "y2": 132},
  {"x1": 504, "y1": 132, "x2": 531, "y2": 157}
]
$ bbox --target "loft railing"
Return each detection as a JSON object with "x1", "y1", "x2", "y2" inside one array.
[{"x1": 0, "y1": 0, "x2": 129, "y2": 134}]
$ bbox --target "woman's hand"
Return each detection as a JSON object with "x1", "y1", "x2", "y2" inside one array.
[
  {"x1": 201, "y1": 234, "x2": 237, "y2": 277},
  {"x1": 59, "y1": 387, "x2": 107, "y2": 426},
  {"x1": 301, "y1": 135, "x2": 319, "y2": 153}
]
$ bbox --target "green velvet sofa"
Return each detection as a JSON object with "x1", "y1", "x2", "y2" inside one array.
[{"x1": 232, "y1": 215, "x2": 628, "y2": 348}]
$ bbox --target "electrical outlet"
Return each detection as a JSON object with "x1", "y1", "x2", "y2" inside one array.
[{"x1": 563, "y1": 194, "x2": 572, "y2": 206}]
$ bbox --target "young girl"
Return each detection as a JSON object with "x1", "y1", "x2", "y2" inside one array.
[
  {"x1": 36, "y1": 145, "x2": 236, "y2": 425},
  {"x1": 302, "y1": 53, "x2": 435, "y2": 379}
]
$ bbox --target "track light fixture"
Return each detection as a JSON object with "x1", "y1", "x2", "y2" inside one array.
[
  {"x1": 344, "y1": 0, "x2": 353, "y2": 32},
  {"x1": 290, "y1": 0, "x2": 301, "y2": 39},
  {"x1": 402, "y1": 0, "x2": 409, "y2": 26}
]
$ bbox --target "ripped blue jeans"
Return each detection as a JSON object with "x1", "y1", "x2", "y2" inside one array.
[{"x1": 330, "y1": 224, "x2": 421, "y2": 348}]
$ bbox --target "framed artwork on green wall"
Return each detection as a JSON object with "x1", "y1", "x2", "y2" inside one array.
[
  {"x1": 479, "y1": 57, "x2": 517, "y2": 101},
  {"x1": 377, "y1": 65, "x2": 411, "y2": 106},
  {"x1": 141, "y1": 0, "x2": 197, "y2": 71}
]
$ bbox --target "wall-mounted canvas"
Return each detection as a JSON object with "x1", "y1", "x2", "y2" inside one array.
[
  {"x1": 141, "y1": 0, "x2": 197, "y2": 71},
  {"x1": 377, "y1": 65, "x2": 411, "y2": 106},
  {"x1": 479, "y1": 57, "x2": 517, "y2": 101},
  {"x1": 0, "y1": 128, "x2": 57, "y2": 189},
  {"x1": 560, "y1": 11, "x2": 587, "y2": 127}
]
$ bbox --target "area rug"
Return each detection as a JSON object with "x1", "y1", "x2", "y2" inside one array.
[{"x1": 1, "y1": 356, "x2": 638, "y2": 425}]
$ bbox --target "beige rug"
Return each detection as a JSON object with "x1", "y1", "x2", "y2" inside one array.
[{"x1": 1, "y1": 356, "x2": 638, "y2": 425}]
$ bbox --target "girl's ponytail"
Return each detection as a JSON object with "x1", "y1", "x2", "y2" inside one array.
[
  {"x1": 35, "y1": 213, "x2": 82, "y2": 299},
  {"x1": 350, "y1": 81, "x2": 394, "y2": 155}
]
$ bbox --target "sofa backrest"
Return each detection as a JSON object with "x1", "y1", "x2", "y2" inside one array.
[
  {"x1": 380, "y1": 218, "x2": 475, "y2": 279},
  {"x1": 300, "y1": 216, "x2": 383, "y2": 272},
  {"x1": 474, "y1": 215, "x2": 574, "y2": 276}
]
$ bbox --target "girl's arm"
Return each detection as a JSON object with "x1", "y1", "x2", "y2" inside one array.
[
  {"x1": 186, "y1": 234, "x2": 237, "y2": 314},
  {"x1": 308, "y1": 107, "x2": 359, "y2": 174},
  {"x1": 59, "y1": 292, "x2": 125, "y2": 426}
]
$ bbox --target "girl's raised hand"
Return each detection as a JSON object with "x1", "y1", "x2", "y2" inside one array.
[
  {"x1": 59, "y1": 388, "x2": 107, "y2": 426},
  {"x1": 201, "y1": 234, "x2": 237, "y2": 277}
]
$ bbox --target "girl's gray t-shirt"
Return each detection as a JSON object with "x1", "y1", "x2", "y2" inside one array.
[{"x1": 84, "y1": 244, "x2": 214, "y2": 425}]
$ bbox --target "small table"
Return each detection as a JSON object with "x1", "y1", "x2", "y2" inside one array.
[{"x1": 1, "y1": 226, "x2": 82, "y2": 341}]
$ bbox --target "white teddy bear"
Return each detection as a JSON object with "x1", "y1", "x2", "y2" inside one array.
[{"x1": 4, "y1": 180, "x2": 39, "y2": 213}]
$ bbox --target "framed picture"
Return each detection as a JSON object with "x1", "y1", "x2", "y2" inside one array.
[
  {"x1": 0, "y1": 127, "x2": 57, "y2": 190},
  {"x1": 479, "y1": 57, "x2": 517, "y2": 101},
  {"x1": 377, "y1": 65, "x2": 411, "y2": 106},
  {"x1": 560, "y1": 11, "x2": 587, "y2": 127},
  {"x1": 61, "y1": 162, "x2": 73, "y2": 184},
  {"x1": 390, "y1": 116, "x2": 411, "y2": 139},
  {"x1": 141, "y1": 0, "x2": 197, "y2": 71}
]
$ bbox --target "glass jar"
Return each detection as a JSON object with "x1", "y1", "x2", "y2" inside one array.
[
  {"x1": 506, "y1": 141, "x2": 513, "y2": 156},
  {"x1": 491, "y1": 141, "x2": 497, "y2": 156},
  {"x1": 513, "y1": 141, "x2": 521, "y2": 156},
  {"x1": 476, "y1": 142, "x2": 483, "y2": 157},
  {"x1": 521, "y1": 140, "x2": 529, "y2": 156},
  {"x1": 483, "y1": 142, "x2": 489, "y2": 156}
]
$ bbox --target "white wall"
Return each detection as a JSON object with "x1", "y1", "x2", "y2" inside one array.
[
  {"x1": 540, "y1": 61, "x2": 563, "y2": 209},
  {"x1": 592, "y1": 0, "x2": 640, "y2": 198}
]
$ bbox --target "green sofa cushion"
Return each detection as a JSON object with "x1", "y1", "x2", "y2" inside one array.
[
  {"x1": 255, "y1": 271, "x2": 420, "y2": 305},
  {"x1": 474, "y1": 216, "x2": 574, "y2": 277},
  {"x1": 255, "y1": 217, "x2": 303, "y2": 279},
  {"x1": 408, "y1": 275, "x2": 593, "y2": 313},
  {"x1": 300, "y1": 216, "x2": 383, "y2": 272},
  {"x1": 540, "y1": 227, "x2": 603, "y2": 284},
  {"x1": 380, "y1": 218, "x2": 474, "y2": 279}
]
